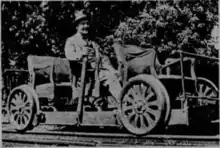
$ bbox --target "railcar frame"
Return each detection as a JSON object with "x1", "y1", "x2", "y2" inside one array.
[{"x1": 3, "y1": 49, "x2": 219, "y2": 136}]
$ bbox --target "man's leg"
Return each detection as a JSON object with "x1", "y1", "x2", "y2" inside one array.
[
  {"x1": 69, "y1": 61, "x2": 81, "y2": 105},
  {"x1": 108, "y1": 78, "x2": 122, "y2": 103},
  {"x1": 99, "y1": 70, "x2": 122, "y2": 102},
  {"x1": 86, "y1": 58, "x2": 100, "y2": 97}
]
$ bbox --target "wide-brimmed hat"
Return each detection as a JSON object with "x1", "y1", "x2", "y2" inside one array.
[{"x1": 74, "y1": 11, "x2": 88, "y2": 26}]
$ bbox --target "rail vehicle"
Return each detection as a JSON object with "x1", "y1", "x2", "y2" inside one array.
[{"x1": 3, "y1": 43, "x2": 219, "y2": 136}]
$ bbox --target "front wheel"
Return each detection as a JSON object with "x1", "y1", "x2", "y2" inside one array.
[
  {"x1": 7, "y1": 86, "x2": 37, "y2": 132},
  {"x1": 119, "y1": 75, "x2": 166, "y2": 136}
]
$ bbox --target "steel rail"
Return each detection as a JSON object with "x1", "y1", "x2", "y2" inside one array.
[
  {"x1": 2, "y1": 129, "x2": 219, "y2": 147},
  {"x1": 2, "y1": 138, "x2": 97, "y2": 147},
  {"x1": 2, "y1": 129, "x2": 219, "y2": 141}
]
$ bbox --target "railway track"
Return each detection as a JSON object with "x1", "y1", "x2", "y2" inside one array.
[
  {"x1": 2, "y1": 123, "x2": 220, "y2": 147},
  {"x1": 3, "y1": 138, "x2": 97, "y2": 147}
]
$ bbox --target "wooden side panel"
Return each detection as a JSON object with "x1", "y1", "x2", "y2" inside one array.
[
  {"x1": 44, "y1": 112, "x2": 78, "y2": 125},
  {"x1": 82, "y1": 111, "x2": 118, "y2": 126},
  {"x1": 168, "y1": 109, "x2": 188, "y2": 126}
]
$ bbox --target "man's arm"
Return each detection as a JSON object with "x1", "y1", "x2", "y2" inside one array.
[
  {"x1": 64, "y1": 38, "x2": 85, "y2": 61},
  {"x1": 91, "y1": 42, "x2": 100, "y2": 60}
]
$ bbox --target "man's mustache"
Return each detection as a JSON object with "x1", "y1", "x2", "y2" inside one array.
[{"x1": 82, "y1": 27, "x2": 89, "y2": 31}]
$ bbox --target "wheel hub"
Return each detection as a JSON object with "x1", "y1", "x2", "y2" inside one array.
[
  {"x1": 134, "y1": 99, "x2": 146, "y2": 114},
  {"x1": 18, "y1": 107, "x2": 25, "y2": 115},
  {"x1": 19, "y1": 108, "x2": 22, "y2": 113}
]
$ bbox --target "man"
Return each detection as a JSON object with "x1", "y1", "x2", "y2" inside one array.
[{"x1": 64, "y1": 11, "x2": 121, "y2": 102}]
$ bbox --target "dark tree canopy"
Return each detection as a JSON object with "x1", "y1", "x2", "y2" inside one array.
[{"x1": 1, "y1": 0, "x2": 219, "y2": 71}]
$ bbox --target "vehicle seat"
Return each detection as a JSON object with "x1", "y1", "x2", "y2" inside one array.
[{"x1": 53, "y1": 58, "x2": 72, "y2": 86}]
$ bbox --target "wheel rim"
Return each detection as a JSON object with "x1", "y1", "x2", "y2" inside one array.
[
  {"x1": 121, "y1": 82, "x2": 162, "y2": 134},
  {"x1": 8, "y1": 89, "x2": 33, "y2": 130}
]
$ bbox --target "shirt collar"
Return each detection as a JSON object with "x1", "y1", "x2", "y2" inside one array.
[{"x1": 75, "y1": 32, "x2": 88, "y2": 40}]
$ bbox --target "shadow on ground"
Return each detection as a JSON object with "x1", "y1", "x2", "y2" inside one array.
[{"x1": 48, "y1": 122, "x2": 219, "y2": 136}]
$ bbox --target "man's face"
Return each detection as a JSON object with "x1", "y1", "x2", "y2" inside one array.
[{"x1": 76, "y1": 20, "x2": 89, "y2": 35}]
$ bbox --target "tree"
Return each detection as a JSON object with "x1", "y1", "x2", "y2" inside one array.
[
  {"x1": 2, "y1": 1, "x2": 85, "y2": 69},
  {"x1": 1, "y1": 0, "x2": 218, "y2": 71},
  {"x1": 113, "y1": 0, "x2": 218, "y2": 85},
  {"x1": 115, "y1": 0, "x2": 218, "y2": 63}
]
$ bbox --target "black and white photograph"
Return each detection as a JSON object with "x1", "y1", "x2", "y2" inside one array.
[{"x1": 1, "y1": 0, "x2": 219, "y2": 147}]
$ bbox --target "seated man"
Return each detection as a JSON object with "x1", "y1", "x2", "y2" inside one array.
[{"x1": 64, "y1": 11, "x2": 122, "y2": 102}]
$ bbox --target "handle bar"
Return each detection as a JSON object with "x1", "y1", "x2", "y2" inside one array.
[{"x1": 173, "y1": 50, "x2": 219, "y2": 61}]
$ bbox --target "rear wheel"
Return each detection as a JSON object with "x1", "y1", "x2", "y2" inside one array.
[
  {"x1": 119, "y1": 75, "x2": 166, "y2": 135},
  {"x1": 196, "y1": 77, "x2": 218, "y2": 99},
  {"x1": 7, "y1": 86, "x2": 36, "y2": 132},
  {"x1": 194, "y1": 77, "x2": 219, "y2": 123}
]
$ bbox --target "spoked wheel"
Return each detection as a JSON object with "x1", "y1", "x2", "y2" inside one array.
[
  {"x1": 7, "y1": 86, "x2": 36, "y2": 132},
  {"x1": 193, "y1": 77, "x2": 219, "y2": 123},
  {"x1": 196, "y1": 77, "x2": 218, "y2": 99},
  {"x1": 119, "y1": 75, "x2": 165, "y2": 136}
]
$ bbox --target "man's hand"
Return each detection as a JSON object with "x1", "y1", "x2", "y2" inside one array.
[
  {"x1": 85, "y1": 46, "x2": 95, "y2": 56},
  {"x1": 82, "y1": 46, "x2": 90, "y2": 56}
]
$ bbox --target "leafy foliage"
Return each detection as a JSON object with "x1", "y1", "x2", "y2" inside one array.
[
  {"x1": 115, "y1": 0, "x2": 218, "y2": 63},
  {"x1": 1, "y1": 0, "x2": 218, "y2": 71},
  {"x1": 1, "y1": 1, "x2": 84, "y2": 70}
]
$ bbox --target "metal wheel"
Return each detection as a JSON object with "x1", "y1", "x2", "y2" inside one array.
[
  {"x1": 7, "y1": 86, "x2": 36, "y2": 132},
  {"x1": 196, "y1": 77, "x2": 218, "y2": 99},
  {"x1": 192, "y1": 77, "x2": 219, "y2": 124},
  {"x1": 119, "y1": 75, "x2": 165, "y2": 135}
]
